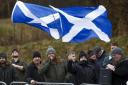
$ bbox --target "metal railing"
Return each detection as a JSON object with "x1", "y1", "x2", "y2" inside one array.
[
  {"x1": 1, "y1": 81, "x2": 103, "y2": 85},
  {"x1": 0, "y1": 81, "x2": 6, "y2": 85},
  {"x1": 80, "y1": 83, "x2": 101, "y2": 85},
  {"x1": 36, "y1": 82, "x2": 74, "y2": 85},
  {"x1": 10, "y1": 82, "x2": 74, "y2": 85},
  {"x1": 126, "y1": 81, "x2": 128, "y2": 85},
  {"x1": 10, "y1": 81, "x2": 28, "y2": 85}
]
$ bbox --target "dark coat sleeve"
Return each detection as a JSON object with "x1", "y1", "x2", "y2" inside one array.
[
  {"x1": 114, "y1": 60, "x2": 128, "y2": 76},
  {"x1": 67, "y1": 60, "x2": 78, "y2": 74},
  {"x1": 12, "y1": 66, "x2": 17, "y2": 81},
  {"x1": 25, "y1": 65, "x2": 33, "y2": 83},
  {"x1": 21, "y1": 61, "x2": 27, "y2": 72}
]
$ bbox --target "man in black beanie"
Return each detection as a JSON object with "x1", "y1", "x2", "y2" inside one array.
[
  {"x1": 0, "y1": 52, "x2": 7, "y2": 65},
  {"x1": 93, "y1": 46, "x2": 108, "y2": 68},
  {"x1": 87, "y1": 50, "x2": 99, "y2": 84},
  {"x1": 68, "y1": 50, "x2": 97, "y2": 85},
  {"x1": 87, "y1": 50, "x2": 97, "y2": 65},
  {"x1": 25, "y1": 51, "x2": 45, "y2": 85},
  {"x1": 0, "y1": 52, "x2": 16, "y2": 85}
]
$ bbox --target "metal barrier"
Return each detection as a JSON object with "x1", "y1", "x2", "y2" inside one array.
[
  {"x1": 10, "y1": 81, "x2": 28, "y2": 85},
  {"x1": 0, "y1": 81, "x2": 103, "y2": 85},
  {"x1": 126, "y1": 81, "x2": 128, "y2": 85},
  {"x1": 36, "y1": 82, "x2": 74, "y2": 85},
  {"x1": 0, "y1": 81, "x2": 7, "y2": 85},
  {"x1": 80, "y1": 83, "x2": 101, "y2": 85},
  {"x1": 0, "y1": 82, "x2": 104, "y2": 85},
  {"x1": 10, "y1": 82, "x2": 74, "y2": 85}
]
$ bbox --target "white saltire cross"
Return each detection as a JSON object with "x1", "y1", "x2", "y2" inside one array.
[
  {"x1": 50, "y1": 5, "x2": 110, "y2": 42},
  {"x1": 12, "y1": 1, "x2": 60, "y2": 39}
]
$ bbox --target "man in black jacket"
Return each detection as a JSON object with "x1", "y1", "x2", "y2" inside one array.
[
  {"x1": 0, "y1": 52, "x2": 16, "y2": 85},
  {"x1": 87, "y1": 50, "x2": 99, "y2": 84},
  {"x1": 25, "y1": 51, "x2": 45, "y2": 85},
  {"x1": 93, "y1": 46, "x2": 108, "y2": 68},
  {"x1": 106, "y1": 47, "x2": 128, "y2": 85},
  {"x1": 68, "y1": 51, "x2": 97, "y2": 85}
]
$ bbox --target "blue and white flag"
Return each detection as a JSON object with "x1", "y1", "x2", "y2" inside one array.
[
  {"x1": 11, "y1": 1, "x2": 61, "y2": 39},
  {"x1": 50, "y1": 5, "x2": 112, "y2": 43},
  {"x1": 12, "y1": 1, "x2": 112, "y2": 43}
]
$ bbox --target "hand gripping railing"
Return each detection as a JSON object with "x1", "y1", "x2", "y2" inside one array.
[{"x1": 0, "y1": 81, "x2": 7, "y2": 85}]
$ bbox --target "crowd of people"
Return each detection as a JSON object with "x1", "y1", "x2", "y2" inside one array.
[{"x1": 0, "y1": 43, "x2": 128, "y2": 85}]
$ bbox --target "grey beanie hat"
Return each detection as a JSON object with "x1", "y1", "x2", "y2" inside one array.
[
  {"x1": 46, "y1": 46, "x2": 56, "y2": 55},
  {"x1": 111, "y1": 47, "x2": 123, "y2": 56}
]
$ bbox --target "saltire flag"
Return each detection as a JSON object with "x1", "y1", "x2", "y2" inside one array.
[
  {"x1": 11, "y1": 1, "x2": 112, "y2": 43},
  {"x1": 11, "y1": 1, "x2": 61, "y2": 39},
  {"x1": 50, "y1": 5, "x2": 112, "y2": 43}
]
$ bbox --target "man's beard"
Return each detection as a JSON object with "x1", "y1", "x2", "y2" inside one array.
[
  {"x1": 0, "y1": 60, "x2": 6, "y2": 67},
  {"x1": 79, "y1": 60, "x2": 88, "y2": 67}
]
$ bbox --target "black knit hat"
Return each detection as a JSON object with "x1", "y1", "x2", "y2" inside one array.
[
  {"x1": 79, "y1": 51, "x2": 87, "y2": 59},
  {"x1": 0, "y1": 52, "x2": 7, "y2": 59},
  {"x1": 12, "y1": 48, "x2": 19, "y2": 53},
  {"x1": 87, "y1": 50, "x2": 95, "y2": 58},
  {"x1": 33, "y1": 51, "x2": 41, "y2": 58},
  {"x1": 93, "y1": 46, "x2": 102, "y2": 54}
]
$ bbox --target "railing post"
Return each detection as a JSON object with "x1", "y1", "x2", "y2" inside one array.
[{"x1": 0, "y1": 81, "x2": 7, "y2": 85}]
